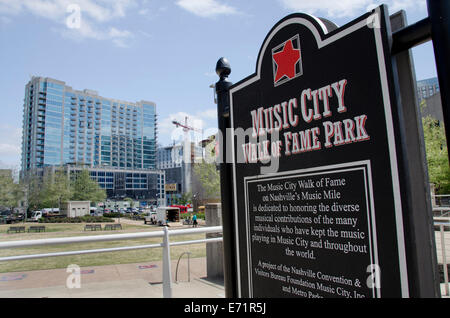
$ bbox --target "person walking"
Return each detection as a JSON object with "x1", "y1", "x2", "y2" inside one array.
[{"x1": 192, "y1": 213, "x2": 198, "y2": 228}]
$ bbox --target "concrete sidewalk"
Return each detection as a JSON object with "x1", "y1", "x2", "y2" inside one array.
[{"x1": 0, "y1": 257, "x2": 225, "y2": 298}]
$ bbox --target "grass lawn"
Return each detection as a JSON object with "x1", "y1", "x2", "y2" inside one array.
[{"x1": 0, "y1": 222, "x2": 208, "y2": 273}]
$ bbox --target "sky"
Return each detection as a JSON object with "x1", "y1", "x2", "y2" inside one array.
[{"x1": 0, "y1": 0, "x2": 438, "y2": 169}]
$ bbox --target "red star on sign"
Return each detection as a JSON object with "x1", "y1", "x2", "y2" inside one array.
[{"x1": 273, "y1": 39, "x2": 301, "y2": 83}]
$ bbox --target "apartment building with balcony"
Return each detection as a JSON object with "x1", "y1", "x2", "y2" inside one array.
[{"x1": 21, "y1": 76, "x2": 164, "y2": 202}]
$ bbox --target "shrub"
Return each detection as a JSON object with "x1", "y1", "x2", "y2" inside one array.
[
  {"x1": 196, "y1": 212, "x2": 205, "y2": 220},
  {"x1": 125, "y1": 215, "x2": 145, "y2": 220},
  {"x1": 180, "y1": 212, "x2": 205, "y2": 220},
  {"x1": 39, "y1": 216, "x2": 114, "y2": 223},
  {"x1": 103, "y1": 213, "x2": 122, "y2": 218}
]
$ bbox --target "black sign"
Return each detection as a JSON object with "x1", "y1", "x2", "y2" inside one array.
[{"x1": 229, "y1": 6, "x2": 409, "y2": 298}]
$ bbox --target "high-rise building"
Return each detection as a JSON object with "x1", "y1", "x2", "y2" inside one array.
[{"x1": 21, "y1": 76, "x2": 164, "y2": 202}]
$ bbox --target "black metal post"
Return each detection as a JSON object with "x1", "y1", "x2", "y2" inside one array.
[
  {"x1": 215, "y1": 57, "x2": 237, "y2": 297},
  {"x1": 390, "y1": 11, "x2": 441, "y2": 298},
  {"x1": 427, "y1": 0, "x2": 450, "y2": 162},
  {"x1": 391, "y1": 17, "x2": 431, "y2": 55}
]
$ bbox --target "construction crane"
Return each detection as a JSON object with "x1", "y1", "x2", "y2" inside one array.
[
  {"x1": 171, "y1": 116, "x2": 203, "y2": 134},
  {"x1": 172, "y1": 116, "x2": 204, "y2": 164}
]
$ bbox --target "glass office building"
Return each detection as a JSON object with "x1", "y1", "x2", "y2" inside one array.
[{"x1": 21, "y1": 77, "x2": 163, "y2": 201}]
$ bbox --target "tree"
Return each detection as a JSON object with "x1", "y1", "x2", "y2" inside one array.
[
  {"x1": 193, "y1": 161, "x2": 220, "y2": 199},
  {"x1": 22, "y1": 173, "x2": 44, "y2": 211},
  {"x1": 0, "y1": 172, "x2": 22, "y2": 209},
  {"x1": 178, "y1": 191, "x2": 192, "y2": 205},
  {"x1": 422, "y1": 115, "x2": 450, "y2": 194},
  {"x1": 40, "y1": 173, "x2": 58, "y2": 210},
  {"x1": 71, "y1": 169, "x2": 106, "y2": 203},
  {"x1": 38, "y1": 170, "x2": 72, "y2": 211}
]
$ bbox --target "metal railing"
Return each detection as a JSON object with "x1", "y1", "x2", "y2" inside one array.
[
  {"x1": 0, "y1": 226, "x2": 223, "y2": 298},
  {"x1": 175, "y1": 252, "x2": 191, "y2": 283},
  {"x1": 432, "y1": 195, "x2": 450, "y2": 213},
  {"x1": 434, "y1": 207, "x2": 450, "y2": 218},
  {"x1": 435, "y1": 221, "x2": 450, "y2": 296}
]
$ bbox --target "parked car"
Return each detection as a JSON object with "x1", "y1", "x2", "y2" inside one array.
[
  {"x1": 0, "y1": 210, "x2": 11, "y2": 224},
  {"x1": 6, "y1": 212, "x2": 24, "y2": 224}
]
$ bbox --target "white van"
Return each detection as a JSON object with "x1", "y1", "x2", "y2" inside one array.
[{"x1": 30, "y1": 211, "x2": 43, "y2": 222}]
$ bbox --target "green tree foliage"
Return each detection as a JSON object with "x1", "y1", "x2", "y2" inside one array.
[
  {"x1": 40, "y1": 170, "x2": 73, "y2": 211},
  {"x1": 23, "y1": 173, "x2": 44, "y2": 211},
  {"x1": 422, "y1": 116, "x2": 450, "y2": 194},
  {"x1": 178, "y1": 191, "x2": 192, "y2": 205},
  {"x1": 193, "y1": 161, "x2": 220, "y2": 199},
  {"x1": 0, "y1": 172, "x2": 22, "y2": 209},
  {"x1": 71, "y1": 169, "x2": 107, "y2": 203},
  {"x1": 21, "y1": 169, "x2": 107, "y2": 210}
]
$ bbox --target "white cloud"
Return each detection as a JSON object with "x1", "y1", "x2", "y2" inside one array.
[
  {"x1": 198, "y1": 108, "x2": 217, "y2": 120},
  {"x1": 279, "y1": 0, "x2": 426, "y2": 18},
  {"x1": 381, "y1": 0, "x2": 427, "y2": 13},
  {"x1": 0, "y1": 0, "x2": 136, "y2": 47},
  {"x1": 109, "y1": 27, "x2": 132, "y2": 38},
  {"x1": 138, "y1": 29, "x2": 152, "y2": 38},
  {"x1": 0, "y1": 0, "x2": 136, "y2": 22},
  {"x1": 0, "y1": 125, "x2": 22, "y2": 165},
  {"x1": 176, "y1": 0, "x2": 238, "y2": 18},
  {"x1": 56, "y1": 19, "x2": 134, "y2": 48},
  {"x1": 0, "y1": 143, "x2": 21, "y2": 157}
]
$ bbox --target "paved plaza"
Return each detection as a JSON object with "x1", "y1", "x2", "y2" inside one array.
[{"x1": 0, "y1": 257, "x2": 224, "y2": 298}]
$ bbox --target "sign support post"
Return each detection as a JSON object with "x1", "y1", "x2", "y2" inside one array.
[
  {"x1": 215, "y1": 58, "x2": 237, "y2": 298},
  {"x1": 390, "y1": 11, "x2": 440, "y2": 298},
  {"x1": 427, "y1": 0, "x2": 450, "y2": 159}
]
